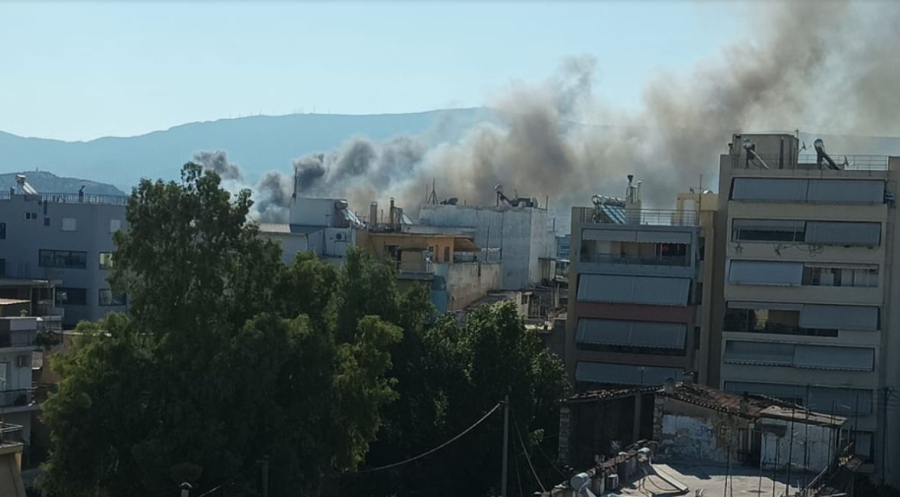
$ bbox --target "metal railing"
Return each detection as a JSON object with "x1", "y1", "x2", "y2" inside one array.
[
  {"x1": 0, "y1": 423, "x2": 23, "y2": 445},
  {"x1": 397, "y1": 260, "x2": 435, "y2": 275},
  {"x1": 0, "y1": 389, "x2": 32, "y2": 408},
  {"x1": 0, "y1": 330, "x2": 37, "y2": 348},
  {"x1": 729, "y1": 153, "x2": 890, "y2": 171},
  {"x1": 575, "y1": 207, "x2": 698, "y2": 226},
  {"x1": 0, "y1": 190, "x2": 129, "y2": 205},
  {"x1": 581, "y1": 253, "x2": 690, "y2": 267}
]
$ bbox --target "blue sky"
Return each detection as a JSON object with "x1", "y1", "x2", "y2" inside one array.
[{"x1": 0, "y1": 1, "x2": 744, "y2": 141}]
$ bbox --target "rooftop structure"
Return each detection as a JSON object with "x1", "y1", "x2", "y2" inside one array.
[
  {"x1": 417, "y1": 194, "x2": 557, "y2": 291},
  {"x1": 258, "y1": 196, "x2": 361, "y2": 265},
  {"x1": 0, "y1": 178, "x2": 128, "y2": 327}
]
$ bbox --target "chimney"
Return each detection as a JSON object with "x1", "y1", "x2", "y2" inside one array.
[
  {"x1": 389, "y1": 197, "x2": 396, "y2": 226},
  {"x1": 625, "y1": 174, "x2": 642, "y2": 223},
  {"x1": 663, "y1": 377, "x2": 675, "y2": 395},
  {"x1": 369, "y1": 202, "x2": 378, "y2": 227}
]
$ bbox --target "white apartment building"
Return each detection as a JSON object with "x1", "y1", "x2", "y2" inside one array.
[{"x1": 713, "y1": 133, "x2": 899, "y2": 485}]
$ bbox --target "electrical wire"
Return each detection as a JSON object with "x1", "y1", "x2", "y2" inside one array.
[
  {"x1": 512, "y1": 412, "x2": 546, "y2": 493},
  {"x1": 534, "y1": 437, "x2": 569, "y2": 479},
  {"x1": 350, "y1": 402, "x2": 502, "y2": 475}
]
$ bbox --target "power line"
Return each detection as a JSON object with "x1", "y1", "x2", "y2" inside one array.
[
  {"x1": 512, "y1": 412, "x2": 546, "y2": 493},
  {"x1": 350, "y1": 402, "x2": 502, "y2": 475}
]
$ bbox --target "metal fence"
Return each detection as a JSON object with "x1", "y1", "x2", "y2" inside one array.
[
  {"x1": 0, "y1": 389, "x2": 32, "y2": 408},
  {"x1": 581, "y1": 253, "x2": 691, "y2": 267},
  {"x1": 575, "y1": 207, "x2": 698, "y2": 226},
  {"x1": 729, "y1": 153, "x2": 890, "y2": 171},
  {"x1": 0, "y1": 423, "x2": 23, "y2": 445},
  {"x1": 0, "y1": 190, "x2": 130, "y2": 205}
]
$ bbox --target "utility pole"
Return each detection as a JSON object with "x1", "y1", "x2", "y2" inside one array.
[
  {"x1": 259, "y1": 457, "x2": 269, "y2": 497},
  {"x1": 501, "y1": 395, "x2": 510, "y2": 497}
]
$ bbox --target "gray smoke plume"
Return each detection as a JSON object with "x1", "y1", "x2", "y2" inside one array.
[
  {"x1": 249, "y1": 1, "x2": 900, "y2": 223},
  {"x1": 192, "y1": 150, "x2": 243, "y2": 181}
]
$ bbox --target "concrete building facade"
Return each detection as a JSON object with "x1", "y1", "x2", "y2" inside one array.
[
  {"x1": 417, "y1": 203, "x2": 557, "y2": 290},
  {"x1": 712, "y1": 133, "x2": 899, "y2": 484},
  {"x1": 0, "y1": 189, "x2": 127, "y2": 327},
  {"x1": 258, "y1": 196, "x2": 361, "y2": 265},
  {"x1": 565, "y1": 178, "x2": 717, "y2": 389}
]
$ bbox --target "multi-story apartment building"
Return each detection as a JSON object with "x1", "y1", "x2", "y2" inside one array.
[
  {"x1": 565, "y1": 176, "x2": 717, "y2": 389},
  {"x1": 713, "y1": 133, "x2": 899, "y2": 484},
  {"x1": 258, "y1": 196, "x2": 361, "y2": 266},
  {"x1": 0, "y1": 184, "x2": 128, "y2": 327}
]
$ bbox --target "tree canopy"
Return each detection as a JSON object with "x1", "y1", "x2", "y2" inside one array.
[{"x1": 41, "y1": 163, "x2": 569, "y2": 497}]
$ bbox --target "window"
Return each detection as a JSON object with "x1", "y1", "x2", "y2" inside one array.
[
  {"x1": 39, "y1": 249, "x2": 87, "y2": 269},
  {"x1": 0, "y1": 223, "x2": 5, "y2": 239},
  {"x1": 56, "y1": 287, "x2": 87, "y2": 306},
  {"x1": 724, "y1": 304, "x2": 839, "y2": 337},
  {"x1": 99, "y1": 289, "x2": 126, "y2": 306},
  {"x1": 443, "y1": 246, "x2": 450, "y2": 262},
  {"x1": 99, "y1": 252, "x2": 113, "y2": 270},
  {"x1": 0, "y1": 259, "x2": 5, "y2": 277},
  {"x1": 61, "y1": 218, "x2": 77, "y2": 231},
  {"x1": 803, "y1": 265, "x2": 878, "y2": 288},
  {"x1": 109, "y1": 219, "x2": 122, "y2": 232},
  {"x1": 43, "y1": 217, "x2": 50, "y2": 226},
  {"x1": 24, "y1": 212, "x2": 37, "y2": 220},
  {"x1": 732, "y1": 219, "x2": 805, "y2": 242},
  {"x1": 693, "y1": 327, "x2": 701, "y2": 350}
]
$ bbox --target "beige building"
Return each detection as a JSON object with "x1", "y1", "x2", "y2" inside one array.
[
  {"x1": 564, "y1": 177, "x2": 718, "y2": 389},
  {"x1": 712, "y1": 133, "x2": 899, "y2": 485}
]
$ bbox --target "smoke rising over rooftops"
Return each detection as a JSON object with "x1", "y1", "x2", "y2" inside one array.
[{"x1": 196, "y1": 1, "x2": 900, "y2": 224}]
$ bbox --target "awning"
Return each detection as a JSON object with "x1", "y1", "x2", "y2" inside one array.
[
  {"x1": 453, "y1": 237, "x2": 480, "y2": 252},
  {"x1": 728, "y1": 260, "x2": 803, "y2": 286}
]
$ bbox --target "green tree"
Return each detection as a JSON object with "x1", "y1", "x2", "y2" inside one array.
[
  {"x1": 349, "y1": 301, "x2": 569, "y2": 497},
  {"x1": 41, "y1": 164, "x2": 402, "y2": 496}
]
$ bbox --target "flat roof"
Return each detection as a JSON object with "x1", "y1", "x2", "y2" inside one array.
[{"x1": 611, "y1": 463, "x2": 802, "y2": 497}]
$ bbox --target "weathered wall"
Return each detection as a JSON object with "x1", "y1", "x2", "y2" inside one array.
[
  {"x1": 445, "y1": 262, "x2": 500, "y2": 310},
  {"x1": 418, "y1": 204, "x2": 554, "y2": 290},
  {"x1": 656, "y1": 398, "x2": 749, "y2": 464},
  {"x1": 759, "y1": 418, "x2": 837, "y2": 473}
]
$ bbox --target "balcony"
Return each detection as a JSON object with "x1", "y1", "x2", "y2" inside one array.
[
  {"x1": 0, "y1": 330, "x2": 37, "y2": 349},
  {"x1": 581, "y1": 253, "x2": 690, "y2": 267},
  {"x1": 0, "y1": 389, "x2": 33, "y2": 408},
  {"x1": 574, "y1": 207, "x2": 698, "y2": 227},
  {"x1": 0, "y1": 423, "x2": 23, "y2": 445}
]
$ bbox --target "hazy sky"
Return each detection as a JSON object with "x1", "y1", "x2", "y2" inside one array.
[{"x1": 1, "y1": 1, "x2": 742, "y2": 141}]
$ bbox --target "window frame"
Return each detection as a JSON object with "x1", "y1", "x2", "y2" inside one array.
[{"x1": 38, "y1": 249, "x2": 88, "y2": 269}]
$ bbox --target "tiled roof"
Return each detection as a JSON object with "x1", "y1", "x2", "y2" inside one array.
[{"x1": 565, "y1": 382, "x2": 845, "y2": 427}]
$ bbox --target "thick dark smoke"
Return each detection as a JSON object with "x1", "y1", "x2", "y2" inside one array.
[
  {"x1": 192, "y1": 150, "x2": 243, "y2": 181},
  {"x1": 215, "y1": 1, "x2": 900, "y2": 224}
]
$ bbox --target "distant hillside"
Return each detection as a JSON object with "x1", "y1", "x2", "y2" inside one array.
[
  {"x1": 0, "y1": 171, "x2": 125, "y2": 196},
  {"x1": 0, "y1": 108, "x2": 487, "y2": 191},
  {"x1": 2, "y1": 108, "x2": 900, "y2": 195}
]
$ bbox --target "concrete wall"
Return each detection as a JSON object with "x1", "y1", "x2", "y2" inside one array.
[
  {"x1": 656, "y1": 398, "x2": 749, "y2": 464},
  {"x1": 260, "y1": 232, "x2": 310, "y2": 265},
  {"x1": 0, "y1": 194, "x2": 126, "y2": 327},
  {"x1": 760, "y1": 418, "x2": 837, "y2": 473},
  {"x1": 445, "y1": 262, "x2": 500, "y2": 310},
  {"x1": 418, "y1": 204, "x2": 555, "y2": 290},
  {"x1": 289, "y1": 197, "x2": 340, "y2": 226}
]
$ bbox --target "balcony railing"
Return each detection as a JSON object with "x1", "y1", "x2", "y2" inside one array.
[
  {"x1": 0, "y1": 423, "x2": 23, "y2": 445},
  {"x1": 0, "y1": 190, "x2": 129, "y2": 206},
  {"x1": 576, "y1": 207, "x2": 698, "y2": 226},
  {"x1": 0, "y1": 389, "x2": 32, "y2": 408},
  {"x1": 0, "y1": 330, "x2": 37, "y2": 349},
  {"x1": 581, "y1": 253, "x2": 690, "y2": 267},
  {"x1": 396, "y1": 260, "x2": 434, "y2": 275},
  {"x1": 729, "y1": 153, "x2": 890, "y2": 171}
]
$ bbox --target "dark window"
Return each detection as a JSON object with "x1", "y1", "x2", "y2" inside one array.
[
  {"x1": 24, "y1": 212, "x2": 37, "y2": 220},
  {"x1": 39, "y1": 249, "x2": 87, "y2": 269},
  {"x1": 723, "y1": 307, "x2": 838, "y2": 337},
  {"x1": 99, "y1": 289, "x2": 126, "y2": 306},
  {"x1": 99, "y1": 252, "x2": 113, "y2": 270},
  {"x1": 56, "y1": 287, "x2": 87, "y2": 306},
  {"x1": 694, "y1": 327, "x2": 701, "y2": 350},
  {"x1": 732, "y1": 219, "x2": 805, "y2": 242},
  {"x1": 43, "y1": 217, "x2": 50, "y2": 227},
  {"x1": 443, "y1": 246, "x2": 450, "y2": 262},
  {"x1": 0, "y1": 259, "x2": 5, "y2": 277},
  {"x1": 0, "y1": 223, "x2": 6, "y2": 239}
]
